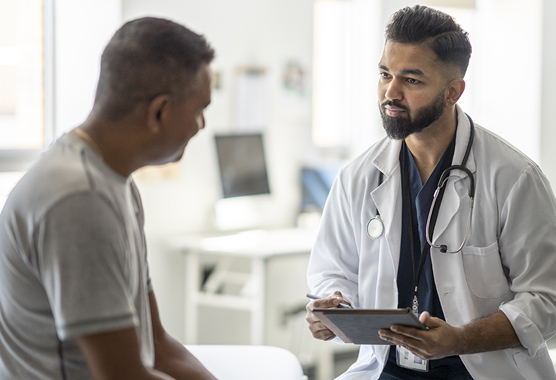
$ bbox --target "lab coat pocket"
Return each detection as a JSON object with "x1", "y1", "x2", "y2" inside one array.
[
  {"x1": 512, "y1": 345, "x2": 556, "y2": 380},
  {"x1": 462, "y1": 242, "x2": 510, "y2": 298}
]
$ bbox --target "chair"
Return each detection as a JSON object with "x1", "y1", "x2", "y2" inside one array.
[{"x1": 186, "y1": 345, "x2": 308, "y2": 380}]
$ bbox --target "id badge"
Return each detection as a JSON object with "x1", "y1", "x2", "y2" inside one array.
[{"x1": 396, "y1": 345, "x2": 429, "y2": 372}]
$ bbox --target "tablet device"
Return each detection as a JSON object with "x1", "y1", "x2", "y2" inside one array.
[{"x1": 312, "y1": 307, "x2": 426, "y2": 345}]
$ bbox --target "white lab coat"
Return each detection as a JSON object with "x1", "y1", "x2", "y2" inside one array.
[{"x1": 308, "y1": 106, "x2": 556, "y2": 380}]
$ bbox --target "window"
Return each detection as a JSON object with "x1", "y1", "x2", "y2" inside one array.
[
  {"x1": 0, "y1": 0, "x2": 51, "y2": 171},
  {"x1": 312, "y1": 0, "x2": 383, "y2": 154},
  {"x1": 0, "y1": 0, "x2": 51, "y2": 210}
]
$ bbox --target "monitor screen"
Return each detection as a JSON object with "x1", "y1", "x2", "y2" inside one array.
[{"x1": 214, "y1": 133, "x2": 271, "y2": 199}]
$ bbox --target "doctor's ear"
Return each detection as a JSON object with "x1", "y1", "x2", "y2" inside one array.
[
  {"x1": 444, "y1": 79, "x2": 466, "y2": 107},
  {"x1": 146, "y1": 94, "x2": 170, "y2": 134}
]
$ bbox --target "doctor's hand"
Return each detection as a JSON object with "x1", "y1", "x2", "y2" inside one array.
[
  {"x1": 305, "y1": 291, "x2": 351, "y2": 341},
  {"x1": 378, "y1": 311, "x2": 464, "y2": 360}
]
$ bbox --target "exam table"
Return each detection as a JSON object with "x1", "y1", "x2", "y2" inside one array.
[{"x1": 186, "y1": 345, "x2": 308, "y2": 380}]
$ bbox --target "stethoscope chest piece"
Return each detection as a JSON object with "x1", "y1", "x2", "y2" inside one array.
[{"x1": 367, "y1": 216, "x2": 384, "y2": 239}]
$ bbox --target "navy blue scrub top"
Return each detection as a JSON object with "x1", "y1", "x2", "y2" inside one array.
[
  {"x1": 397, "y1": 138, "x2": 452, "y2": 319},
  {"x1": 385, "y1": 134, "x2": 471, "y2": 377}
]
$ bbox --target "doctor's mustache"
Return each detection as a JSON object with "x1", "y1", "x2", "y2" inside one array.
[{"x1": 380, "y1": 100, "x2": 409, "y2": 111}]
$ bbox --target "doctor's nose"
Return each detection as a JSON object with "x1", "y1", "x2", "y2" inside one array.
[{"x1": 384, "y1": 80, "x2": 403, "y2": 101}]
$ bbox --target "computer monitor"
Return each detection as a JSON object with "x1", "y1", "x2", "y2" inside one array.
[
  {"x1": 212, "y1": 132, "x2": 273, "y2": 231},
  {"x1": 214, "y1": 133, "x2": 270, "y2": 199}
]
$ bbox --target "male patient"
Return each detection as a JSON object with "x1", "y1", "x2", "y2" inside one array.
[{"x1": 0, "y1": 17, "x2": 217, "y2": 380}]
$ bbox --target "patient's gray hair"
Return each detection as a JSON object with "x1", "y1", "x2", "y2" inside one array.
[{"x1": 94, "y1": 17, "x2": 215, "y2": 121}]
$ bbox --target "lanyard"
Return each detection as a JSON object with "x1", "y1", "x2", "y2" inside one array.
[{"x1": 401, "y1": 142, "x2": 449, "y2": 314}]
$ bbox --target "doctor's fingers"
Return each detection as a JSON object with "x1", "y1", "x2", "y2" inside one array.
[
  {"x1": 382, "y1": 333, "x2": 442, "y2": 361},
  {"x1": 305, "y1": 307, "x2": 336, "y2": 341},
  {"x1": 381, "y1": 324, "x2": 458, "y2": 360},
  {"x1": 314, "y1": 293, "x2": 348, "y2": 309},
  {"x1": 305, "y1": 296, "x2": 344, "y2": 315},
  {"x1": 378, "y1": 329, "x2": 427, "y2": 356},
  {"x1": 308, "y1": 320, "x2": 336, "y2": 341},
  {"x1": 305, "y1": 303, "x2": 323, "y2": 324}
]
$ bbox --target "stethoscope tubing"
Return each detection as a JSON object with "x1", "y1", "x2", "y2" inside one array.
[{"x1": 425, "y1": 166, "x2": 474, "y2": 253}]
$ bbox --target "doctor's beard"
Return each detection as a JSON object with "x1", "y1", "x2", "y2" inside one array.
[{"x1": 379, "y1": 91, "x2": 445, "y2": 140}]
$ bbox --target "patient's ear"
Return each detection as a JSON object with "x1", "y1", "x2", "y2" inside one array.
[{"x1": 146, "y1": 94, "x2": 170, "y2": 134}]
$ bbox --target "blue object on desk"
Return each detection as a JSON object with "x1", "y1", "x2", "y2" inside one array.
[{"x1": 301, "y1": 164, "x2": 342, "y2": 212}]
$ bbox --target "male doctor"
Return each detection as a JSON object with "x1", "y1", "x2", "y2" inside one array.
[{"x1": 306, "y1": 5, "x2": 556, "y2": 380}]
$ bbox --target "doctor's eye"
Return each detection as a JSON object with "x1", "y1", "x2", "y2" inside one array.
[{"x1": 406, "y1": 78, "x2": 421, "y2": 85}]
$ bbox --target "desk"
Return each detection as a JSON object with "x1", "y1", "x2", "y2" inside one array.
[{"x1": 167, "y1": 228, "x2": 317, "y2": 346}]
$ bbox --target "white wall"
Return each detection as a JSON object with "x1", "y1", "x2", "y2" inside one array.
[
  {"x1": 312, "y1": 0, "x2": 384, "y2": 154},
  {"x1": 53, "y1": 0, "x2": 122, "y2": 136},
  {"x1": 465, "y1": 0, "x2": 542, "y2": 163}
]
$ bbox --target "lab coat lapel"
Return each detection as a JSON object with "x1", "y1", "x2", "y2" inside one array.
[
  {"x1": 431, "y1": 106, "x2": 477, "y2": 243},
  {"x1": 371, "y1": 140, "x2": 403, "y2": 272}
]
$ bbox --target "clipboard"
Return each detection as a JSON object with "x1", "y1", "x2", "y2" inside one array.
[{"x1": 312, "y1": 307, "x2": 426, "y2": 345}]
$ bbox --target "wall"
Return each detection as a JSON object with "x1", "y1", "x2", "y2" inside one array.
[
  {"x1": 53, "y1": 0, "x2": 122, "y2": 135},
  {"x1": 467, "y1": 0, "x2": 542, "y2": 163}
]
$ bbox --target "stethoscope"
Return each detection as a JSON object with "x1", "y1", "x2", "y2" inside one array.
[{"x1": 367, "y1": 114, "x2": 475, "y2": 254}]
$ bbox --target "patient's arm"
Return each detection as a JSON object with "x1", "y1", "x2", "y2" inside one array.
[
  {"x1": 149, "y1": 291, "x2": 218, "y2": 380},
  {"x1": 76, "y1": 327, "x2": 174, "y2": 380}
]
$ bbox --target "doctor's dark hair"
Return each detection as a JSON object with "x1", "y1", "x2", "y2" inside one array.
[
  {"x1": 94, "y1": 17, "x2": 215, "y2": 121},
  {"x1": 385, "y1": 5, "x2": 472, "y2": 77}
]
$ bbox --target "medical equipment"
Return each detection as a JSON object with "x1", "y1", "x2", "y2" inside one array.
[{"x1": 425, "y1": 114, "x2": 475, "y2": 253}]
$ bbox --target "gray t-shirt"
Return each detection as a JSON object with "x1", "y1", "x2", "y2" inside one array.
[{"x1": 0, "y1": 134, "x2": 154, "y2": 379}]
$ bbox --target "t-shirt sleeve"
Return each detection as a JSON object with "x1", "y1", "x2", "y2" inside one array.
[{"x1": 36, "y1": 192, "x2": 138, "y2": 340}]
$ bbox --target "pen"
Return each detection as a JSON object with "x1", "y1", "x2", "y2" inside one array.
[{"x1": 306, "y1": 293, "x2": 352, "y2": 309}]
